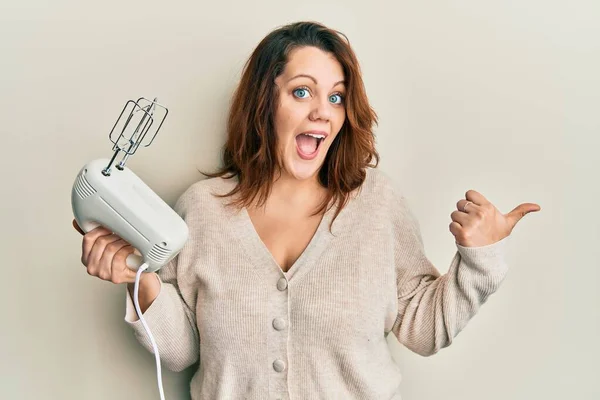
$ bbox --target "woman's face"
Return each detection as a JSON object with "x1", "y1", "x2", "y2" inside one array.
[{"x1": 273, "y1": 46, "x2": 346, "y2": 183}]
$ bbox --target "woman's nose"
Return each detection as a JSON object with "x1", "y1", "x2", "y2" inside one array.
[{"x1": 309, "y1": 97, "x2": 332, "y2": 122}]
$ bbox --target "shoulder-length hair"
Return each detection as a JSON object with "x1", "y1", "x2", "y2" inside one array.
[{"x1": 201, "y1": 21, "x2": 379, "y2": 231}]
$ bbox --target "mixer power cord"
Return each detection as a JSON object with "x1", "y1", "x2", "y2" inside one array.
[{"x1": 134, "y1": 263, "x2": 166, "y2": 400}]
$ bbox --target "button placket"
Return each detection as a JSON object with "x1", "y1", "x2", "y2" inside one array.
[{"x1": 269, "y1": 274, "x2": 290, "y2": 395}]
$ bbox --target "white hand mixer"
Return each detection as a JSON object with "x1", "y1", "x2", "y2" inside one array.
[{"x1": 72, "y1": 97, "x2": 189, "y2": 400}]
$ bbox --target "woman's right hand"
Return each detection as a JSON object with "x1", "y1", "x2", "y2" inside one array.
[{"x1": 72, "y1": 219, "x2": 139, "y2": 284}]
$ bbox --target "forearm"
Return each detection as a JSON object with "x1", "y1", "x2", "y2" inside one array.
[
  {"x1": 124, "y1": 275, "x2": 200, "y2": 371},
  {"x1": 127, "y1": 272, "x2": 160, "y2": 315},
  {"x1": 393, "y1": 238, "x2": 509, "y2": 356}
]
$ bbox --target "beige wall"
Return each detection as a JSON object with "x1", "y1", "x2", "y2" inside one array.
[{"x1": 1, "y1": 1, "x2": 598, "y2": 399}]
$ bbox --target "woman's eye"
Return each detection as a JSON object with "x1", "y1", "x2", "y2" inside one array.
[
  {"x1": 293, "y1": 88, "x2": 310, "y2": 99},
  {"x1": 329, "y1": 94, "x2": 343, "y2": 104}
]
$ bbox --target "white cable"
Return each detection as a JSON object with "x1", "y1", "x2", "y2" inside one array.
[{"x1": 133, "y1": 262, "x2": 166, "y2": 400}]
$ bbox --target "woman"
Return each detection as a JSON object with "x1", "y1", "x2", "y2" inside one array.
[{"x1": 74, "y1": 21, "x2": 540, "y2": 400}]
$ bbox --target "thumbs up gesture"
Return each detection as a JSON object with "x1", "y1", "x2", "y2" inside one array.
[{"x1": 450, "y1": 190, "x2": 541, "y2": 247}]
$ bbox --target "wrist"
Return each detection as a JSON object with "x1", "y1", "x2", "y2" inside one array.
[{"x1": 127, "y1": 272, "x2": 159, "y2": 295}]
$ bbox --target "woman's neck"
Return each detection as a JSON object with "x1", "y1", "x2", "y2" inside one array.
[{"x1": 270, "y1": 171, "x2": 325, "y2": 207}]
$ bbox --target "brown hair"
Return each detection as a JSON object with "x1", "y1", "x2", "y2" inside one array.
[{"x1": 201, "y1": 21, "x2": 379, "y2": 231}]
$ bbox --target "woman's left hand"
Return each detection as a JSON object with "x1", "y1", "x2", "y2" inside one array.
[{"x1": 450, "y1": 190, "x2": 541, "y2": 248}]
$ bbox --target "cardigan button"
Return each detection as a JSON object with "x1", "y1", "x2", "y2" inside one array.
[
  {"x1": 273, "y1": 359, "x2": 286, "y2": 372},
  {"x1": 272, "y1": 317, "x2": 286, "y2": 331},
  {"x1": 277, "y1": 277, "x2": 288, "y2": 291}
]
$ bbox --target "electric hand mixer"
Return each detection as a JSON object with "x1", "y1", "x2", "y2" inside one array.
[{"x1": 71, "y1": 97, "x2": 189, "y2": 400}]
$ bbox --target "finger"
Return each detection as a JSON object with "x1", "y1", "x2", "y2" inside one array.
[
  {"x1": 87, "y1": 233, "x2": 122, "y2": 271},
  {"x1": 449, "y1": 221, "x2": 463, "y2": 241},
  {"x1": 82, "y1": 229, "x2": 114, "y2": 267},
  {"x1": 465, "y1": 190, "x2": 489, "y2": 206},
  {"x1": 450, "y1": 210, "x2": 471, "y2": 226},
  {"x1": 82, "y1": 228, "x2": 116, "y2": 267},
  {"x1": 505, "y1": 203, "x2": 542, "y2": 229},
  {"x1": 112, "y1": 246, "x2": 138, "y2": 284},
  {"x1": 456, "y1": 199, "x2": 481, "y2": 214},
  {"x1": 98, "y1": 239, "x2": 130, "y2": 281},
  {"x1": 72, "y1": 219, "x2": 85, "y2": 235}
]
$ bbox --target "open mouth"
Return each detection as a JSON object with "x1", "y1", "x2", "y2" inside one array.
[{"x1": 295, "y1": 133, "x2": 326, "y2": 157}]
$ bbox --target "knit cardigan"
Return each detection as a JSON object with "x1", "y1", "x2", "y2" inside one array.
[{"x1": 124, "y1": 167, "x2": 509, "y2": 400}]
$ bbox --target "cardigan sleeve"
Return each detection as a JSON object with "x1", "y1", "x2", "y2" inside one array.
[
  {"x1": 389, "y1": 191, "x2": 510, "y2": 357},
  {"x1": 123, "y1": 191, "x2": 200, "y2": 372}
]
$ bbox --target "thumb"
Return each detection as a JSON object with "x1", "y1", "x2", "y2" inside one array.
[{"x1": 505, "y1": 203, "x2": 542, "y2": 229}]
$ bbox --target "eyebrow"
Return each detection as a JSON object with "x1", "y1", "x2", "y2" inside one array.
[{"x1": 287, "y1": 74, "x2": 345, "y2": 88}]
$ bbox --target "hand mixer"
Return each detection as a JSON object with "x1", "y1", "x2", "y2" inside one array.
[{"x1": 71, "y1": 97, "x2": 189, "y2": 400}]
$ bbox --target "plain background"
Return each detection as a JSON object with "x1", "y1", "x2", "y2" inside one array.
[{"x1": 1, "y1": 1, "x2": 598, "y2": 399}]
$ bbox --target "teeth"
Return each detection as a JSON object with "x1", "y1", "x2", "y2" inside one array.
[{"x1": 304, "y1": 133, "x2": 325, "y2": 139}]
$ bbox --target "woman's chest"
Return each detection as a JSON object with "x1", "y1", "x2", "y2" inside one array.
[
  {"x1": 193, "y1": 218, "x2": 399, "y2": 335},
  {"x1": 248, "y1": 209, "x2": 323, "y2": 272}
]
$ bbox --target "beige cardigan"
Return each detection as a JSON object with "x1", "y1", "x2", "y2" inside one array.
[{"x1": 124, "y1": 167, "x2": 509, "y2": 400}]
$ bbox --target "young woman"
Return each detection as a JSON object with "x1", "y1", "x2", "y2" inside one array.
[{"x1": 74, "y1": 21, "x2": 540, "y2": 400}]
